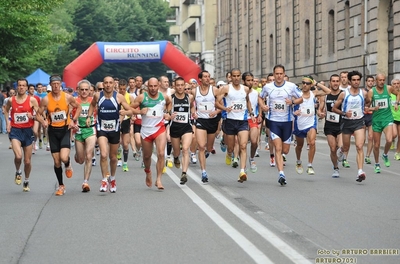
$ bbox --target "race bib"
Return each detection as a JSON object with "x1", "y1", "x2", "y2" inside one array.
[
  {"x1": 231, "y1": 100, "x2": 246, "y2": 113},
  {"x1": 146, "y1": 107, "x2": 163, "y2": 117},
  {"x1": 14, "y1": 113, "x2": 29, "y2": 124},
  {"x1": 197, "y1": 102, "x2": 214, "y2": 113},
  {"x1": 350, "y1": 108, "x2": 362, "y2": 119},
  {"x1": 101, "y1": 120, "x2": 116, "y2": 131},
  {"x1": 301, "y1": 106, "x2": 315, "y2": 117},
  {"x1": 272, "y1": 100, "x2": 287, "y2": 113},
  {"x1": 51, "y1": 111, "x2": 67, "y2": 123},
  {"x1": 173, "y1": 112, "x2": 188, "y2": 123},
  {"x1": 80, "y1": 106, "x2": 89, "y2": 117},
  {"x1": 375, "y1": 98, "x2": 388, "y2": 109},
  {"x1": 326, "y1": 111, "x2": 339, "y2": 123}
]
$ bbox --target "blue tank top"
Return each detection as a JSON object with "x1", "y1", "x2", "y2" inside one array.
[{"x1": 96, "y1": 91, "x2": 121, "y2": 132}]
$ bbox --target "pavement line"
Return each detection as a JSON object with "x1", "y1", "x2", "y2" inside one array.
[
  {"x1": 152, "y1": 155, "x2": 273, "y2": 264},
  {"x1": 184, "y1": 166, "x2": 312, "y2": 264}
]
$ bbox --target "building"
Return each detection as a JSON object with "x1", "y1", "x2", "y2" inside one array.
[
  {"x1": 215, "y1": 0, "x2": 400, "y2": 84},
  {"x1": 169, "y1": 0, "x2": 217, "y2": 76}
]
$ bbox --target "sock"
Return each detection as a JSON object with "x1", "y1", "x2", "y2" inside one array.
[
  {"x1": 279, "y1": 170, "x2": 285, "y2": 176},
  {"x1": 83, "y1": 179, "x2": 88, "y2": 183},
  {"x1": 64, "y1": 157, "x2": 70, "y2": 168},
  {"x1": 297, "y1": 160, "x2": 301, "y2": 165},
  {"x1": 110, "y1": 176, "x2": 115, "y2": 181},
  {"x1": 54, "y1": 166, "x2": 63, "y2": 185},
  {"x1": 270, "y1": 154, "x2": 275, "y2": 158},
  {"x1": 358, "y1": 169, "x2": 363, "y2": 175},
  {"x1": 123, "y1": 149, "x2": 128, "y2": 162},
  {"x1": 383, "y1": 153, "x2": 388, "y2": 157},
  {"x1": 167, "y1": 142, "x2": 172, "y2": 156},
  {"x1": 17, "y1": 169, "x2": 22, "y2": 174},
  {"x1": 202, "y1": 169, "x2": 206, "y2": 173},
  {"x1": 240, "y1": 169, "x2": 245, "y2": 173},
  {"x1": 182, "y1": 171, "x2": 186, "y2": 175},
  {"x1": 24, "y1": 178, "x2": 29, "y2": 182},
  {"x1": 39, "y1": 139, "x2": 42, "y2": 143},
  {"x1": 308, "y1": 163, "x2": 312, "y2": 167}
]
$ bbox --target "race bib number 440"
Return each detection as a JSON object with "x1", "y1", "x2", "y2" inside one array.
[{"x1": 51, "y1": 111, "x2": 67, "y2": 123}]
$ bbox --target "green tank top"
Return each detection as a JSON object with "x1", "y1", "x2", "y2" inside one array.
[
  {"x1": 372, "y1": 85, "x2": 393, "y2": 122},
  {"x1": 391, "y1": 93, "x2": 400, "y2": 121}
]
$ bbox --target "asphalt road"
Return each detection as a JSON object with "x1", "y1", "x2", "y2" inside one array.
[{"x1": 0, "y1": 130, "x2": 399, "y2": 264}]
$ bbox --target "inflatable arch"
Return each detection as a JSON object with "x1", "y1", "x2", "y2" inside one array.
[{"x1": 63, "y1": 41, "x2": 201, "y2": 88}]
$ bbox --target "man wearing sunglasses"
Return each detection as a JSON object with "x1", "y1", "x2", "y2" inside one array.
[{"x1": 293, "y1": 75, "x2": 331, "y2": 176}]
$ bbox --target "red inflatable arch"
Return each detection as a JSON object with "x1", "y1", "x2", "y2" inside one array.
[{"x1": 63, "y1": 41, "x2": 201, "y2": 88}]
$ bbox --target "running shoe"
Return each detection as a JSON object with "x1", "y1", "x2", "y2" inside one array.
[
  {"x1": 71, "y1": 140, "x2": 75, "y2": 147},
  {"x1": 391, "y1": 141, "x2": 395, "y2": 150},
  {"x1": 225, "y1": 154, "x2": 232, "y2": 165},
  {"x1": 46, "y1": 144, "x2": 50, "y2": 151},
  {"x1": 265, "y1": 143, "x2": 269, "y2": 150},
  {"x1": 117, "y1": 160, "x2": 123, "y2": 167},
  {"x1": 180, "y1": 173, "x2": 187, "y2": 185},
  {"x1": 134, "y1": 150, "x2": 141, "y2": 161},
  {"x1": 166, "y1": 158, "x2": 173, "y2": 168},
  {"x1": 43, "y1": 136, "x2": 47, "y2": 145},
  {"x1": 255, "y1": 150, "x2": 260, "y2": 157},
  {"x1": 232, "y1": 158, "x2": 239, "y2": 168},
  {"x1": 295, "y1": 163, "x2": 303, "y2": 174},
  {"x1": 211, "y1": 148, "x2": 216, "y2": 154},
  {"x1": 122, "y1": 163, "x2": 129, "y2": 172},
  {"x1": 117, "y1": 146, "x2": 122, "y2": 160},
  {"x1": 332, "y1": 168, "x2": 340, "y2": 178},
  {"x1": 96, "y1": 148, "x2": 100, "y2": 155},
  {"x1": 220, "y1": 138, "x2": 227, "y2": 152},
  {"x1": 23, "y1": 181, "x2": 30, "y2": 192},
  {"x1": 174, "y1": 157, "x2": 181, "y2": 168},
  {"x1": 162, "y1": 167, "x2": 167, "y2": 174},
  {"x1": 205, "y1": 151, "x2": 210, "y2": 158},
  {"x1": 374, "y1": 164, "x2": 381, "y2": 174},
  {"x1": 365, "y1": 156, "x2": 371, "y2": 164},
  {"x1": 249, "y1": 159, "x2": 257, "y2": 173},
  {"x1": 306, "y1": 166, "x2": 315, "y2": 175},
  {"x1": 100, "y1": 180, "x2": 108, "y2": 192},
  {"x1": 55, "y1": 185, "x2": 65, "y2": 196},
  {"x1": 190, "y1": 153, "x2": 197, "y2": 164},
  {"x1": 92, "y1": 157, "x2": 96, "y2": 166},
  {"x1": 82, "y1": 182, "x2": 90, "y2": 192},
  {"x1": 15, "y1": 171, "x2": 22, "y2": 185},
  {"x1": 270, "y1": 156, "x2": 276, "y2": 167},
  {"x1": 141, "y1": 162, "x2": 145, "y2": 168},
  {"x1": 394, "y1": 152, "x2": 400, "y2": 160},
  {"x1": 109, "y1": 179, "x2": 117, "y2": 193},
  {"x1": 278, "y1": 174, "x2": 287, "y2": 185},
  {"x1": 307, "y1": 144, "x2": 310, "y2": 150},
  {"x1": 342, "y1": 160, "x2": 350, "y2": 168},
  {"x1": 337, "y1": 148, "x2": 344, "y2": 162},
  {"x1": 238, "y1": 171, "x2": 247, "y2": 183},
  {"x1": 65, "y1": 166, "x2": 73, "y2": 178},
  {"x1": 382, "y1": 154, "x2": 390, "y2": 167},
  {"x1": 356, "y1": 171, "x2": 366, "y2": 182},
  {"x1": 201, "y1": 171, "x2": 208, "y2": 183},
  {"x1": 282, "y1": 154, "x2": 287, "y2": 162},
  {"x1": 39, "y1": 140, "x2": 43, "y2": 149}
]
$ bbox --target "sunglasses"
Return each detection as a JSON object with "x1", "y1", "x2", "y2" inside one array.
[
  {"x1": 98, "y1": 88, "x2": 104, "y2": 91},
  {"x1": 184, "y1": 88, "x2": 191, "y2": 91},
  {"x1": 302, "y1": 81, "x2": 312, "y2": 85},
  {"x1": 81, "y1": 89, "x2": 89, "y2": 91}
]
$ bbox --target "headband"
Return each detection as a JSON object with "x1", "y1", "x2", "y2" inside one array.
[{"x1": 303, "y1": 75, "x2": 314, "y2": 83}]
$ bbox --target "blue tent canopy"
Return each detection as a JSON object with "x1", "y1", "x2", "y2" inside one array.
[{"x1": 26, "y1": 68, "x2": 50, "y2": 86}]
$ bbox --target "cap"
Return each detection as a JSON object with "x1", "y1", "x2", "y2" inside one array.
[
  {"x1": 46, "y1": 85, "x2": 51, "y2": 91},
  {"x1": 189, "y1": 78, "x2": 198, "y2": 84},
  {"x1": 216, "y1": 81, "x2": 227, "y2": 87}
]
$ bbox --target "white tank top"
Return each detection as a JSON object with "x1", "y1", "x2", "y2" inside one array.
[
  {"x1": 248, "y1": 89, "x2": 259, "y2": 119},
  {"x1": 342, "y1": 88, "x2": 364, "y2": 120},
  {"x1": 296, "y1": 92, "x2": 317, "y2": 130},
  {"x1": 195, "y1": 85, "x2": 216, "y2": 119},
  {"x1": 225, "y1": 84, "x2": 247, "y2": 120}
]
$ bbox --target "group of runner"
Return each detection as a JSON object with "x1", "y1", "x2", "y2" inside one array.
[{"x1": 5, "y1": 65, "x2": 400, "y2": 194}]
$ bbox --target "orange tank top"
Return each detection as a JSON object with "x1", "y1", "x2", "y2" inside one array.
[{"x1": 47, "y1": 91, "x2": 70, "y2": 127}]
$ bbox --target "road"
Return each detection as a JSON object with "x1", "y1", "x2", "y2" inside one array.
[{"x1": 0, "y1": 131, "x2": 399, "y2": 264}]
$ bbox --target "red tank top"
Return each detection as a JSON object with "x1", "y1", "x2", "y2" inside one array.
[{"x1": 11, "y1": 95, "x2": 34, "y2": 128}]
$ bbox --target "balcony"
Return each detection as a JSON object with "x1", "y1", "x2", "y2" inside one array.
[
  {"x1": 188, "y1": 41, "x2": 202, "y2": 54},
  {"x1": 166, "y1": 15, "x2": 176, "y2": 23},
  {"x1": 169, "y1": 0, "x2": 179, "y2": 8},
  {"x1": 188, "y1": 4, "x2": 201, "y2": 18},
  {"x1": 169, "y1": 25, "x2": 180, "y2": 36}
]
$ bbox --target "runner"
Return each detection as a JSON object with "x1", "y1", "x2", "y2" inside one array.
[
  {"x1": 293, "y1": 75, "x2": 331, "y2": 175},
  {"x1": 131, "y1": 77, "x2": 172, "y2": 190},
  {"x1": 86, "y1": 76, "x2": 133, "y2": 193},
  {"x1": 27, "y1": 84, "x2": 41, "y2": 154},
  {"x1": 391, "y1": 78, "x2": 400, "y2": 160},
  {"x1": 318, "y1": 74, "x2": 343, "y2": 177},
  {"x1": 332, "y1": 71, "x2": 369, "y2": 182},
  {"x1": 72, "y1": 80, "x2": 96, "y2": 192},
  {"x1": 169, "y1": 77, "x2": 194, "y2": 184},
  {"x1": 190, "y1": 70, "x2": 221, "y2": 183},
  {"x1": 365, "y1": 73, "x2": 399, "y2": 173},
  {"x1": 363, "y1": 75, "x2": 375, "y2": 164},
  {"x1": 259, "y1": 65, "x2": 303, "y2": 185},
  {"x1": 4, "y1": 79, "x2": 44, "y2": 192},
  {"x1": 36, "y1": 74, "x2": 81, "y2": 195}
]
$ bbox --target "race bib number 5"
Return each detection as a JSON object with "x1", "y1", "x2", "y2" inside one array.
[
  {"x1": 14, "y1": 113, "x2": 29, "y2": 124},
  {"x1": 350, "y1": 108, "x2": 362, "y2": 119}
]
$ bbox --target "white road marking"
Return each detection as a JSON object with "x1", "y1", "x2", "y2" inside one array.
[{"x1": 153, "y1": 155, "x2": 273, "y2": 264}]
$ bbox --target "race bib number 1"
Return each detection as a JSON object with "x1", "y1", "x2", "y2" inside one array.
[{"x1": 198, "y1": 102, "x2": 214, "y2": 113}]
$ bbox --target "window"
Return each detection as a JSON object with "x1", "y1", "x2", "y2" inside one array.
[
  {"x1": 345, "y1": 1, "x2": 350, "y2": 49},
  {"x1": 269, "y1": 34, "x2": 274, "y2": 66},
  {"x1": 305, "y1": 20, "x2": 310, "y2": 59},
  {"x1": 286, "y1": 27, "x2": 290, "y2": 63},
  {"x1": 328, "y1": 10, "x2": 335, "y2": 54}
]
